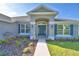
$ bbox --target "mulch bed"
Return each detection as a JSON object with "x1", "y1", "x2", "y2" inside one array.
[{"x1": 0, "y1": 38, "x2": 37, "y2": 56}]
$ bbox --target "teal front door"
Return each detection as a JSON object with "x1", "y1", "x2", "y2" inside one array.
[{"x1": 38, "y1": 25, "x2": 46, "y2": 38}]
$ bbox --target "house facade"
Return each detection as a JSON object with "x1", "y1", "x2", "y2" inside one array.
[{"x1": 0, "y1": 5, "x2": 79, "y2": 40}]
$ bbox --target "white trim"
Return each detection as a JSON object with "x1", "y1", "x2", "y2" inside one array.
[
  {"x1": 28, "y1": 12, "x2": 57, "y2": 15},
  {"x1": 19, "y1": 24, "x2": 30, "y2": 35},
  {"x1": 57, "y1": 24, "x2": 70, "y2": 35},
  {"x1": 49, "y1": 22, "x2": 54, "y2": 24},
  {"x1": 63, "y1": 24, "x2": 70, "y2": 35},
  {"x1": 57, "y1": 24, "x2": 63, "y2": 35},
  {"x1": 30, "y1": 22, "x2": 35, "y2": 24}
]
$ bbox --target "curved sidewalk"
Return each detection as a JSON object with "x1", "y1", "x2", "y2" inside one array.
[{"x1": 34, "y1": 39, "x2": 50, "y2": 56}]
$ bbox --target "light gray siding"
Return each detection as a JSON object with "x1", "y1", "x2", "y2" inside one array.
[{"x1": 0, "y1": 22, "x2": 17, "y2": 39}]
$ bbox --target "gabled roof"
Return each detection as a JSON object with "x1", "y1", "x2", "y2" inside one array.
[{"x1": 27, "y1": 5, "x2": 58, "y2": 14}]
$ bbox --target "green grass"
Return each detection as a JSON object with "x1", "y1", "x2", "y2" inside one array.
[{"x1": 47, "y1": 40, "x2": 79, "y2": 56}]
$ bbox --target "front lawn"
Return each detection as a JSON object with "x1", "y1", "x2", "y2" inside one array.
[{"x1": 47, "y1": 40, "x2": 79, "y2": 56}]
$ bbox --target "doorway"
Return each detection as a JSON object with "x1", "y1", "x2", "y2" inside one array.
[{"x1": 38, "y1": 25, "x2": 47, "y2": 38}]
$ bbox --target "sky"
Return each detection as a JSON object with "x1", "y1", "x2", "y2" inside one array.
[{"x1": 0, "y1": 3, "x2": 79, "y2": 20}]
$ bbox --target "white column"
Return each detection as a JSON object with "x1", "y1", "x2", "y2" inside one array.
[
  {"x1": 30, "y1": 22, "x2": 36, "y2": 40},
  {"x1": 75, "y1": 24, "x2": 79, "y2": 37},
  {"x1": 48, "y1": 22, "x2": 54, "y2": 40}
]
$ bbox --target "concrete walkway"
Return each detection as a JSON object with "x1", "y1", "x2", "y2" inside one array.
[{"x1": 34, "y1": 39, "x2": 50, "y2": 56}]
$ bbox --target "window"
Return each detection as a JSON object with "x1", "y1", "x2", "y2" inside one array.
[
  {"x1": 64, "y1": 25, "x2": 70, "y2": 35},
  {"x1": 57, "y1": 25, "x2": 63, "y2": 34},
  {"x1": 18, "y1": 24, "x2": 30, "y2": 34},
  {"x1": 57, "y1": 24, "x2": 70, "y2": 35},
  {"x1": 20, "y1": 24, "x2": 25, "y2": 33},
  {"x1": 25, "y1": 24, "x2": 30, "y2": 33}
]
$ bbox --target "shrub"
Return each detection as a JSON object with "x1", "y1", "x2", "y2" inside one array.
[
  {"x1": 0, "y1": 40, "x2": 7, "y2": 44},
  {"x1": 23, "y1": 47, "x2": 31, "y2": 54},
  {"x1": 28, "y1": 42, "x2": 34, "y2": 47},
  {"x1": 20, "y1": 35, "x2": 27, "y2": 39},
  {"x1": 8, "y1": 37, "x2": 16, "y2": 40},
  {"x1": 55, "y1": 38, "x2": 65, "y2": 41},
  {"x1": 15, "y1": 40, "x2": 21, "y2": 47},
  {"x1": 22, "y1": 38, "x2": 28, "y2": 41},
  {"x1": 54, "y1": 37, "x2": 79, "y2": 41},
  {"x1": 3, "y1": 32, "x2": 13, "y2": 39}
]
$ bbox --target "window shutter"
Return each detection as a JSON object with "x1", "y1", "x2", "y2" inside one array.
[
  {"x1": 54, "y1": 24, "x2": 57, "y2": 35},
  {"x1": 70, "y1": 24, "x2": 73, "y2": 35},
  {"x1": 18, "y1": 24, "x2": 20, "y2": 33}
]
